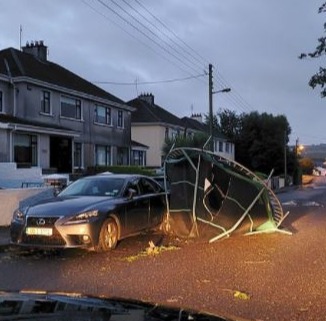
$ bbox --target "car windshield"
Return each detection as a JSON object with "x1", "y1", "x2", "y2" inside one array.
[{"x1": 58, "y1": 177, "x2": 125, "y2": 197}]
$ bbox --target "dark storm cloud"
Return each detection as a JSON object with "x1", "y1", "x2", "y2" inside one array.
[{"x1": 1, "y1": 0, "x2": 325, "y2": 144}]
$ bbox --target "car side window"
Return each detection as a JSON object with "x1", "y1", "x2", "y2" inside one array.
[
  {"x1": 124, "y1": 180, "x2": 140, "y2": 197},
  {"x1": 139, "y1": 178, "x2": 157, "y2": 194}
]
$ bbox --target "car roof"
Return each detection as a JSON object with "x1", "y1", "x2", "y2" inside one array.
[{"x1": 83, "y1": 174, "x2": 150, "y2": 180}]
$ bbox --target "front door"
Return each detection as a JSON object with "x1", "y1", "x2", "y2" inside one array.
[{"x1": 50, "y1": 136, "x2": 72, "y2": 173}]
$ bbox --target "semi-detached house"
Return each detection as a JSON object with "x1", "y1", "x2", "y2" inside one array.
[
  {"x1": 0, "y1": 41, "x2": 134, "y2": 173},
  {"x1": 128, "y1": 93, "x2": 234, "y2": 168}
]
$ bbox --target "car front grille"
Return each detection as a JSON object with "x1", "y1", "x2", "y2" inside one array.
[
  {"x1": 27, "y1": 217, "x2": 58, "y2": 227},
  {"x1": 22, "y1": 216, "x2": 66, "y2": 246}
]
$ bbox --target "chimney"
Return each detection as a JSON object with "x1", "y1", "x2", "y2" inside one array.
[
  {"x1": 191, "y1": 113, "x2": 203, "y2": 123},
  {"x1": 139, "y1": 93, "x2": 154, "y2": 106},
  {"x1": 22, "y1": 40, "x2": 48, "y2": 61}
]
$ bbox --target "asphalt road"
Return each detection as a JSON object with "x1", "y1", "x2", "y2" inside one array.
[{"x1": 1, "y1": 178, "x2": 326, "y2": 321}]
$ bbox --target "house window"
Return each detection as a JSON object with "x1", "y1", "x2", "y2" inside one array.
[
  {"x1": 0, "y1": 91, "x2": 3, "y2": 112},
  {"x1": 117, "y1": 110, "x2": 124, "y2": 128},
  {"x1": 61, "y1": 96, "x2": 82, "y2": 120},
  {"x1": 117, "y1": 147, "x2": 128, "y2": 165},
  {"x1": 74, "y1": 142, "x2": 83, "y2": 168},
  {"x1": 14, "y1": 133, "x2": 38, "y2": 167},
  {"x1": 41, "y1": 90, "x2": 51, "y2": 114},
  {"x1": 225, "y1": 143, "x2": 230, "y2": 153},
  {"x1": 95, "y1": 105, "x2": 111, "y2": 125},
  {"x1": 165, "y1": 128, "x2": 169, "y2": 140},
  {"x1": 95, "y1": 145, "x2": 111, "y2": 166},
  {"x1": 132, "y1": 150, "x2": 145, "y2": 166},
  {"x1": 219, "y1": 141, "x2": 223, "y2": 152}
]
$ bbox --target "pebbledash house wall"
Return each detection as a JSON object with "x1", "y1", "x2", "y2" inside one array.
[
  {"x1": 0, "y1": 51, "x2": 133, "y2": 171},
  {"x1": 11, "y1": 82, "x2": 132, "y2": 169},
  {"x1": 0, "y1": 130, "x2": 9, "y2": 162}
]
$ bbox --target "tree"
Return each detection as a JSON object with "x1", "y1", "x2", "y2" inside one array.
[
  {"x1": 299, "y1": 3, "x2": 326, "y2": 97},
  {"x1": 299, "y1": 157, "x2": 315, "y2": 175},
  {"x1": 215, "y1": 108, "x2": 244, "y2": 141},
  {"x1": 162, "y1": 132, "x2": 209, "y2": 157},
  {"x1": 212, "y1": 109, "x2": 292, "y2": 176}
]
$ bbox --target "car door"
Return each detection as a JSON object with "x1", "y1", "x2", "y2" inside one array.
[
  {"x1": 139, "y1": 178, "x2": 166, "y2": 228},
  {"x1": 123, "y1": 179, "x2": 150, "y2": 235}
]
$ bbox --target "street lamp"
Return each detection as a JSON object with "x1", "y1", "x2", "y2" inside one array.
[
  {"x1": 208, "y1": 87, "x2": 231, "y2": 151},
  {"x1": 294, "y1": 138, "x2": 304, "y2": 185},
  {"x1": 212, "y1": 88, "x2": 231, "y2": 95}
]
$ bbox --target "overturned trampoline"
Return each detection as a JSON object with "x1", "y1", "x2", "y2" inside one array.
[{"x1": 163, "y1": 146, "x2": 291, "y2": 242}]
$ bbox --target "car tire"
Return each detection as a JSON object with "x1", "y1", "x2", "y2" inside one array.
[{"x1": 95, "y1": 218, "x2": 119, "y2": 252}]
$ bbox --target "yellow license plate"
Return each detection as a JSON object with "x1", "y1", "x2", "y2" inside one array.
[{"x1": 26, "y1": 227, "x2": 53, "y2": 236}]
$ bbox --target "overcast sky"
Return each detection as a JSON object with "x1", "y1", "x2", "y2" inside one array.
[{"x1": 1, "y1": 0, "x2": 325, "y2": 145}]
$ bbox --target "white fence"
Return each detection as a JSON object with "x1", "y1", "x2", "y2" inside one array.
[{"x1": 0, "y1": 163, "x2": 43, "y2": 189}]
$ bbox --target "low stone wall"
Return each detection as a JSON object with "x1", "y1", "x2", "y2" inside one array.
[{"x1": 0, "y1": 187, "x2": 54, "y2": 226}]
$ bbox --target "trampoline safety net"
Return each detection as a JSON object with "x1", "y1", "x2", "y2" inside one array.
[{"x1": 163, "y1": 147, "x2": 291, "y2": 242}]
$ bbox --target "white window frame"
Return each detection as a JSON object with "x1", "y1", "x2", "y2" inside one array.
[
  {"x1": 225, "y1": 142, "x2": 230, "y2": 153},
  {"x1": 60, "y1": 95, "x2": 82, "y2": 120},
  {"x1": 117, "y1": 110, "x2": 124, "y2": 128},
  {"x1": 219, "y1": 141, "x2": 223, "y2": 152},
  {"x1": 74, "y1": 142, "x2": 83, "y2": 169},
  {"x1": 95, "y1": 105, "x2": 112, "y2": 125},
  {"x1": 95, "y1": 145, "x2": 111, "y2": 166},
  {"x1": 13, "y1": 133, "x2": 38, "y2": 167},
  {"x1": 41, "y1": 90, "x2": 51, "y2": 115}
]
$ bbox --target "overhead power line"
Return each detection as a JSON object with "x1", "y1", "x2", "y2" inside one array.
[
  {"x1": 119, "y1": 0, "x2": 205, "y2": 73},
  {"x1": 96, "y1": 0, "x2": 205, "y2": 77},
  {"x1": 215, "y1": 72, "x2": 254, "y2": 113},
  {"x1": 131, "y1": 0, "x2": 207, "y2": 69},
  {"x1": 83, "y1": 0, "x2": 254, "y2": 113},
  {"x1": 83, "y1": 0, "x2": 204, "y2": 79},
  {"x1": 94, "y1": 73, "x2": 206, "y2": 85}
]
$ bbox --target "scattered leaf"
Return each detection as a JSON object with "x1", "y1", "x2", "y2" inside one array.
[
  {"x1": 123, "y1": 241, "x2": 179, "y2": 262},
  {"x1": 233, "y1": 290, "x2": 250, "y2": 300}
]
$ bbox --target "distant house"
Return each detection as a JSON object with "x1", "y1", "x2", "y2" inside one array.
[
  {"x1": 130, "y1": 140, "x2": 148, "y2": 166},
  {"x1": 181, "y1": 114, "x2": 235, "y2": 160},
  {"x1": 128, "y1": 93, "x2": 234, "y2": 168},
  {"x1": 128, "y1": 94, "x2": 185, "y2": 168},
  {"x1": 0, "y1": 41, "x2": 134, "y2": 173}
]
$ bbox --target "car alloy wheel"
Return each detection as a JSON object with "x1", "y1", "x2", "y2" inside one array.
[{"x1": 96, "y1": 218, "x2": 118, "y2": 252}]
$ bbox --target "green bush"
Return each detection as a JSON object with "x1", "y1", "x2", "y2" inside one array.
[{"x1": 86, "y1": 166, "x2": 155, "y2": 176}]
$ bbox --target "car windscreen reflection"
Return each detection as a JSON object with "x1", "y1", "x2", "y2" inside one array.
[{"x1": 0, "y1": 291, "x2": 231, "y2": 321}]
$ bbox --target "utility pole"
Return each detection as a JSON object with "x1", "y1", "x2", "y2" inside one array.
[
  {"x1": 284, "y1": 130, "x2": 287, "y2": 186},
  {"x1": 208, "y1": 63, "x2": 231, "y2": 152},
  {"x1": 208, "y1": 63, "x2": 213, "y2": 151}
]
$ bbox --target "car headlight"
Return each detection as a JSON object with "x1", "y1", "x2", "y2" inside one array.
[
  {"x1": 12, "y1": 209, "x2": 25, "y2": 223},
  {"x1": 67, "y1": 210, "x2": 99, "y2": 223}
]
